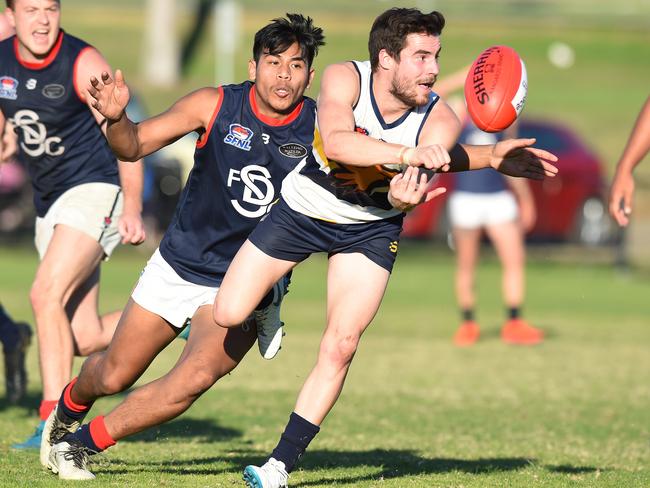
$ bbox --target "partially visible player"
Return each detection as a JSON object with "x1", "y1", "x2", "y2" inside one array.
[
  {"x1": 437, "y1": 68, "x2": 543, "y2": 346},
  {"x1": 212, "y1": 8, "x2": 558, "y2": 487},
  {"x1": 609, "y1": 95, "x2": 650, "y2": 227},
  {"x1": 0, "y1": 10, "x2": 17, "y2": 159},
  {"x1": 0, "y1": 9, "x2": 34, "y2": 407},
  {"x1": 450, "y1": 121, "x2": 543, "y2": 346},
  {"x1": 0, "y1": 0, "x2": 145, "y2": 449},
  {"x1": 42, "y1": 14, "x2": 332, "y2": 481}
]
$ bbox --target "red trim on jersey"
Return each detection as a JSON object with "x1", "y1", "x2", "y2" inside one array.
[
  {"x1": 249, "y1": 85, "x2": 304, "y2": 126},
  {"x1": 196, "y1": 85, "x2": 225, "y2": 149},
  {"x1": 73, "y1": 46, "x2": 95, "y2": 103},
  {"x1": 14, "y1": 30, "x2": 64, "y2": 70}
]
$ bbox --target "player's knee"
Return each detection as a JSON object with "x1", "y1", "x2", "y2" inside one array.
[
  {"x1": 184, "y1": 368, "x2": 219, "y2": 399},
  {"x1": 320, "y1": 333, "x2": 360, "y2": 367},
  {"x1": 212, "y1": 303, "x2": 245, "y2": 329},
  {"x1": 29, "y1": 277, "x2": 58, "y2": 313},
  {"x1": 96, "y1": 363, "x2": 135, "y2": 396},
  {"x1": 73, "y1": 335, "x2": 96, "y2": 357}
]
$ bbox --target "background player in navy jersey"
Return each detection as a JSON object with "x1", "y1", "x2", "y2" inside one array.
[
  {"x1": 212, "y1": 8, "x2": 558, "y2": 487},
  {"x1": 449, "y1": 120, "x2": 543, "y2": 346},
  {"x1": 39, "y1": 14, "x2": 359, "y2": 481},
  {"x1": 0, "y1": 0, "x2": 146, "y2": 449}
]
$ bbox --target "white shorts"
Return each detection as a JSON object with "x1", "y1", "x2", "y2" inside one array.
[
  {"x1": 34, "y1": 182, "x2": 123, "y2": 260},
  {"x1": 131, "y1": 249, "x2": 219, "y2": 328},
  {"x1": 448, "y1": 190, "x2": 518, "y2": 229}
]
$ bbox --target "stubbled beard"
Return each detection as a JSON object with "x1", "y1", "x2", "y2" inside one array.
[{"x1": 389, "y1": 75, "x2": 434, "y2": 108}]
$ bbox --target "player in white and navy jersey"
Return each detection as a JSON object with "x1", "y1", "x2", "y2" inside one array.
[
  {"x1": 0, "y1": 0, "x2": 145, "y2": 449},
  {"x1": 41, "y1": 14, "x2": 330, "y2": 481},
  {"x1": 212, "y1": 8, "x2": 558, "y2": 487}
]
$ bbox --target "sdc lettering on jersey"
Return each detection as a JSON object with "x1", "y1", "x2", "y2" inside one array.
[
  {"x1": 227, "y1": 165, "x2": 275, "y2": 218},
  {"x1": 11, "y1": 109, "x2": 64, "y2": 157},
  {"x1": 471, "y1": 46, "x2": 499, "y2": 105}
]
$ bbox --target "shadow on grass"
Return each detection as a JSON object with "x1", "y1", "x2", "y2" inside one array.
[
  {"x1": 96, "y1": 448, "x2": 549, "y2": 481},
  {"x1": 0, "y1": 390, "x2": 40, "y2": 414},
  {"x1": 127, "y1": 417, "x2": 242, "y2": 443},
  {"x1": 547, "y1": 465, "x2": 600, "y2": 474}
]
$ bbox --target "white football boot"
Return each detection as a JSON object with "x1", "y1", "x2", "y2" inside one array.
[
  {"x1": 243, "y1": 458, "x2": 288, "y2": 488},
  {"x1": 41, "y1": 405, "x2": 82, "y2": 467},
  {"x1": 255, "y1": 277, "x2": 289, "y2": 360},
  {"x1": 48, "y1": 438, "x2": 95, "y2": 480}
]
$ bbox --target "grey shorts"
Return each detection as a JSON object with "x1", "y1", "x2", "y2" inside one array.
[{"x1": 34, "y1": 182, "x2": 123, "y2": 260}]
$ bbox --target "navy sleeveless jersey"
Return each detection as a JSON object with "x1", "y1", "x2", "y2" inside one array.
[
  {"x1": 454, "y1": 122, "x2": 508, "y2": 194},
  {"x1": 159, "y1": 81, "x2": 316, "y2": 286},
  {"x1": 0, "y1": 31, "x2": 118, "y2": 217}
]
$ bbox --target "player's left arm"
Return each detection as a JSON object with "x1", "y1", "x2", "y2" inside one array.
[
  {"x1": 418, "y1": 100, "x2": 558, "y2": 179},
  {"x1": 75, "y1": 47, "x2": 145, "y2": 245}
]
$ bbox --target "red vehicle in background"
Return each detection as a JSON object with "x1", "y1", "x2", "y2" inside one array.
[{"x1": 402, "y1": 118, "x2": 617, "y2": 246}]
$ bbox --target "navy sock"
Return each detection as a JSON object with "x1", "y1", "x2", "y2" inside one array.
[
  {"x1": 270, "y1": 412, "x2": 320, "y2": 472},
  {"x1": 462, "y1": 309, "x2": 474, "y2": 322},
  {"x1": 69, "y1": 424, "x2": 100, "y2": 452},
  {"x1": 58, "y1": 380, "x2": 92, "y2": 422},
  {"x1": 508, "y1": 307, "x2": 521, "y2": 320}
]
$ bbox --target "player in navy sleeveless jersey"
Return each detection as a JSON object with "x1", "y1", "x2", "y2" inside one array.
[
  {"x1": 42, "y1": 14, "x2": 331, "y2": 481},
  {"x1": 0, "y1": 0, "x2": 146, "y2": 449},
  {"x1": 213, "y1": 8, "x2": 558, "y2": 486}
]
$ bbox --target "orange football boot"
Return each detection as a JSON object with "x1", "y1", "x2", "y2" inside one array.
[
  {"x1": 453, "y1": 321, "x2": 480, "y2": 346},
  {"x1": 501, "y1": 318, "x2": 544, "y2": 345}
]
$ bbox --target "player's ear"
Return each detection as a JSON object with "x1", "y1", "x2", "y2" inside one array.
[
  {"x1": 378, "y1": 49, "x2": 394, "y2": 71},
  {"x1": 306, "y1": 67, "x2": 315, "y2": 89},
  {"x1": 248, "y1": 59, "x2": 257, "y2": 81},
  {"x1": 5, "y1": 8, "x2": 16, "y2": 28}
]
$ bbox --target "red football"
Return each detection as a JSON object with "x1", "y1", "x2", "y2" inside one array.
[{"x1": 464, "y1": 45, "x2": 527, "y2": 133}]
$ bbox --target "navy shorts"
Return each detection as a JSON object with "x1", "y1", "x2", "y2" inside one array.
[{"x1": 249, "y1": 198, "x2": 404, "y2": 273}]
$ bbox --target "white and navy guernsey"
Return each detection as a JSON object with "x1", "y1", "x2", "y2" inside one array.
[
  {"x1": 0, "y1": 31, "x2": 119, "y2": 217},
  {"x1": 159, "y1": 80, "x2": 316, "y2": 286},
  {"x1": 281, "y1": 60, "x2": 439, "y2": 224}
]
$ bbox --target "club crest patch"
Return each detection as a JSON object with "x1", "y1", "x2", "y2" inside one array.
[
  {"x1": 42, "y1": 84, "x2": 65, "y2": 99},
  {"x1": 0, "y1": 76, "x2": 18, "y2": 100},
  {"x1": 278, "y1": 143, "x2": 308, "y2": 158},
  {"x1": 224, "y1": 124, "x2": 254, "y2": 151}
]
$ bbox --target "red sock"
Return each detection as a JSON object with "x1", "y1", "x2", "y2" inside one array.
[
  {"x1": 89, "y1": 416, "x2": 116, "y2": 451},
  {"x1": 63, "y1": 377, "x2": 90, "y2": 413},
  {"x1": 39, "y1": 400, "x2": 58, "y2": 421}
]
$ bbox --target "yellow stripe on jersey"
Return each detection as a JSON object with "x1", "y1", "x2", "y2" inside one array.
[{"x1": 312, "y1": 127, "x2": 401, "y2": 194}]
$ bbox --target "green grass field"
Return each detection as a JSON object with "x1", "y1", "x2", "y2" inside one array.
[
  {"x1": 0, "y1": 244, "x2": 648, "y2": 487},
  {"x1": 1, "y1": 1, "x2": 649, "y2": 486}
]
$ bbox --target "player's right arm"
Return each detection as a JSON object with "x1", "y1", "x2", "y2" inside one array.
[
  {"x1": 87, "y1": 70, "x2": 219, "y2": 161},
  {"x1": 609, "y1": 95, "x2": 650, "y2": 227},
  {"x1": 318, "y1": 63, "x2": 451, "y2": 171}
]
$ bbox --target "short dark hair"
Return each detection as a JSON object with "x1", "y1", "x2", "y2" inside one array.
[
  {"x1": 6, "y1": 0, "x2": 60, "y2": 9},
  {"x1": 368, "y1": 8, "x2": 445, "y2": 71},
  {"x1": 253, "y1": 13, "x2": 325, "y2": 69}
]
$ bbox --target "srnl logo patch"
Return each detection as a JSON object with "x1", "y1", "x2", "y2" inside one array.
[
  {"x1": 0, "y1": 76, "x2": 18, "y2": 100},
  {"x1": 224, "y1": 124, "x2": 254, "y2": 151}
]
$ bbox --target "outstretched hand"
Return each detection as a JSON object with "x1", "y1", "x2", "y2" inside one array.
[
  {"x1": 87, "y1": 69, "x2": 130, "y2": 122},
  {"x1": 388, "y1": 166, "x2": 447, "y2": 212},
  {"x1": 491, "y1": 138, "x2": 559, "y2": 179},
  {"x1": 609, "y1": 171, "x2": 634, "y2": 227}
]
